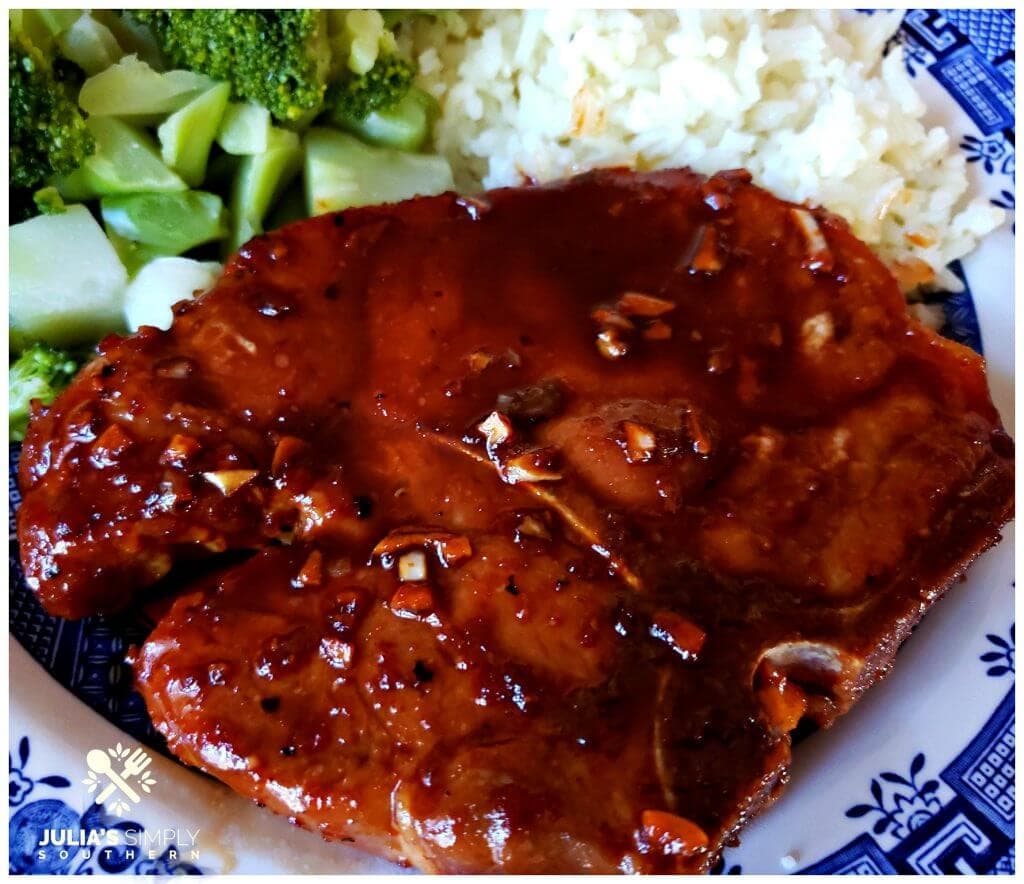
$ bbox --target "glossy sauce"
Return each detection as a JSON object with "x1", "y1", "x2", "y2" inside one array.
[{"x1": 19, "y1": 169, "x2": 1014, "y2": 872}]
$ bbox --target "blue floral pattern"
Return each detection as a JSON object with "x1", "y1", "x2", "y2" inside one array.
[
  {"x1": 802, "y1": 630, "x2": 1015, "y2": 874},
  {"x1": 886, "y1": 28, "x2": 934, "y2": 77},
  {"x1": 8, "y1": 737, "x2": 203, "y2": 876},
  {"x1": 896, "y1": 8, "x2": 1015, "y2": 233},
  {"x1": 846, "y1": 753, "x2": 942, "y2": 838},
  {"x1": 991, "y1": 189, "x2": 1015, "y2": 212},
  {"x1": 806, "y1": 691, "x2": 1014, "y2": 873},
  {"x1": 6, "y1": 7, "x2": 1016, "y2": 878},
  {"x1": 9, "y1": 737, "x2": 70, "y2": 810},
  {"x1": 961, "y1": 134, "x2": 1015, "y2": 176},
  {"x1": 981, "y1": 625, "x2": 1015, "y2": 678}
]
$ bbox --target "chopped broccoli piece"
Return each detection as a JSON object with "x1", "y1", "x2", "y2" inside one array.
[
  {"x1": 158, "y1": 82, "x2": 232, "y2": 186},
  {"x1": 330, "y1": 9, "x2": 391, "y2": 75},
  {"x1": 216, "y1": 101, "x2": 272, "y2": 155},
  {"x1": 57, "y1": 13, "x2": 124, "y2": 76},
  {"x1": 332, "y1": 86, "x2": 437, "y2": 151},
  {"x1": 130, "y1": 11, "x2": 331, "y2": 123},
  {"x1": 9, "y1": 26, "x2": 94, "y2": 190},
  {"x1": 9, "y1": 343, "x2": 80, "y2": 441},
  {"x1": 230, "y1": 126, "x2": 303, "y2": 250},
  {"x1": 32, "y1": 186, "x2": 66, "y2": 215},
  {"x1": 90, "y1": 10, "x2": 166, "y2": 71},
  {"x1": 324, "y1": 53, "x2": 415, "y2": 123},
  {"x1": 10, "y1": 10, "x2": 75, "y2": 56},
  {"x1": 101, "y1": 191, "x2": 229, "y2": 254},
  {"x1": 78, "y1": 55, "x2": 213, "y2": 119},
  {"x1": 304, "y1": 128, "x2": 453, "y2": 215},
  {"x1": 56, "y1": 116, "x2": 186, "y2": 199},
  {"x1": 11, "y1": 204, "x2": 129, "y2": 347}
]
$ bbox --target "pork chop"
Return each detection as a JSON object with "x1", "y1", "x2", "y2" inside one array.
[{"x1": 18, "y1": 169, "x2": 1014, "y2": 872}]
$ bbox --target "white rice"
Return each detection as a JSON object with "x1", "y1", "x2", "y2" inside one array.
[{"x1": 398, "y1": 10, "x2": 1005, "y2": 292}]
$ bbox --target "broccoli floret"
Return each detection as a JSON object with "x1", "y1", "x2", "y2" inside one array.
[
  {"x1": 9, "y1": 29, "x2": 94, "y2": 191},
  {"x1": 9, "y1": 343, "x2": 80, "y2": 442},
  {"x1": 325, "y1": 54, "x2": 415, "y2": 122},
  {"x1": 131, "y1": 11, "x2": 331, "y2": 123}
]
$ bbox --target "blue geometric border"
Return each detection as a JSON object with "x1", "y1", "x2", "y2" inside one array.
[
  {"x1": 901, "y1": 9, "x2": 1015, "y2": 136},
  {"x1": 801, "y1": 690, "x2": 1015, "y2": 875},
  {"x1": 8, "y1": 8, "x2": 1016, "y2": 876},
  {"x1": 941, "y1": 690, "x2": 1015, "y2": 839},
  {"x1": 895, "y1": 9, "x2": 1015, "y2": 231},
  {"x1": 799, "y1": 834, "x2": 899, "y2": 875}
]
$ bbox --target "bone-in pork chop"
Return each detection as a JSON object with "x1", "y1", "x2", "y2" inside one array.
[{"x1": 18, "y1": 169, "x2": 1014, "y2": 872}]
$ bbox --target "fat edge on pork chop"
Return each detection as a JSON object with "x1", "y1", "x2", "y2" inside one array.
[{"x1": 18, "y1": 169, "x2": 1014, "y2": 873}]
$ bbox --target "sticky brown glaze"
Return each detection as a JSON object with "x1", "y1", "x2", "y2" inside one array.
[{"x1": 18, "y1": 168, "x2": 1014, "y2": 872}]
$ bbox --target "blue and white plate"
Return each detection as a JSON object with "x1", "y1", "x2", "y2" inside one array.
[{"x1": 8, "y1": 9, "x2": 1014, "y2": 875}]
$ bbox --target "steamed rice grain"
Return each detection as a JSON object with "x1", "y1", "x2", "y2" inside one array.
[{"x1": 398, "y1": 10, "x2": 1005, "y2": 291}]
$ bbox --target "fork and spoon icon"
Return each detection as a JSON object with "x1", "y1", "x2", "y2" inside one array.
[{"x1": 86, "y1": 747, "x2": 153, "y2": 805}]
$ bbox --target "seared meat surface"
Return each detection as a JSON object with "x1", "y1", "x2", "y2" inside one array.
[{"x1": 18, "y1": 169, "x2": 1013, "y2": 872}]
